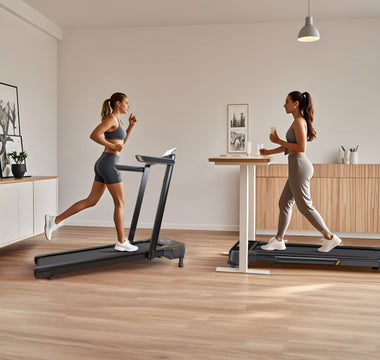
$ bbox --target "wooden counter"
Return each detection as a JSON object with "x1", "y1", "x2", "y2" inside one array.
[
  {"x1": 256, "y1": 164, "x2": 380, "y2": 233},
  {"x1": 0, "y1": 176, "x2": 58, "y2": 247},
  {"x1": 0, "y1": 175, "x2": 58, "y2": 184}
]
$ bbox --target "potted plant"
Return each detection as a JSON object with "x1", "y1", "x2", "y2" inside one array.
[{"x1": 7, "y1": 151, "x2": 28, "y2": 178}]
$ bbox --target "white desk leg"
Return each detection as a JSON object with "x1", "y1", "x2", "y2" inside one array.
[
  {"x1": 239, "y1": 164, "x2": 249, "y2": 272},
  {"x1": 248, "y1": 165, "x2": 256, "y2": 240},
  {"x1": 221, "y1": 165, "x2": 249, "y2": 258},
  {"x1": 216, "y1": 164, "x2": 270, "y2": 275}
]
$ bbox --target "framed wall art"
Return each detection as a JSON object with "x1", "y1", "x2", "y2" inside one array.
[
  {"x1": 227, "y1": 104, "x2": 248, "y2": 154},
  {"x1": 0, "y1": 82, "x2": 24, "y2": 178}
]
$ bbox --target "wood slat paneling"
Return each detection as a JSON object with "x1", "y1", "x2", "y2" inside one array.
[
  {"x1": 257, "y1": 164, "x2": 380, "y2": 178},
  {"x1": 256, "y1": 164, "x2": 380, "y2": 233}
]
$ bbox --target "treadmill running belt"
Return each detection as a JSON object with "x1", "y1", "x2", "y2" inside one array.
[
  {"x1": 34, "y1": 238, "x2": 185, "y2": 279},
  {"x1": 228, "y1": 240, "x2": 380, "y2": 269}
]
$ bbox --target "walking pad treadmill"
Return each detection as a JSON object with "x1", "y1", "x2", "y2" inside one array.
[
  {"x1": 227, "y1": 240, "x2": 380, "y2": 270},
  {"x1": 34, "y1": 149, "x2": 185, "y2": 279}
]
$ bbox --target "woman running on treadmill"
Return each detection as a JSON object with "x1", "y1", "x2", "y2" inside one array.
[
  {"x1": 259, "y1": 91, "x2": 342, "y2": 252},
  {"x1": 44, "y1": 92, "x2": 139, "y2": 252}
]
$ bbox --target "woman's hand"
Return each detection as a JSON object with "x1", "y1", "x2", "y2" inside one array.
[
  {"x1": 260, "y1": 148, "x2": 270, "y2": 156},
  {"x1": 114, "y1": 143, "x2": 124, "y2": 152},
  {"x1": 129, "y1": 113, "x2": 137, "y2": 126},
  {"x1": 269, "y1": 130, "x2": 281, "y2": 145}
]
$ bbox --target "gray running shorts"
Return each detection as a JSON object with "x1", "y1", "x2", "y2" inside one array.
[{"x1": 94, "y1": 152, "x2": 122, "y2": 184}]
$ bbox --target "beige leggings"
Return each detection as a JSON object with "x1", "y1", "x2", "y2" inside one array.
[{"x1": 277, "y1": 153, "x2": 331, "y2": 237}]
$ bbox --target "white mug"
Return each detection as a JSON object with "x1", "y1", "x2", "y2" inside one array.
[{"x1": 246, "y1": 141, "x2": 252, "y2": 155}]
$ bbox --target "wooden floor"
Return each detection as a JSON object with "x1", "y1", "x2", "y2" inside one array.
[{"x1": 0, "y1": 227, "x2": 379, "y2": 360}]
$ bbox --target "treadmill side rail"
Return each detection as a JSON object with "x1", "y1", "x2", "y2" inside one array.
[{"x1": 116, "y1": 165, "x2": 145, "y2": 172}]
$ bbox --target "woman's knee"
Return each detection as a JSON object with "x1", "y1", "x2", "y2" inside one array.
[
  {"x1": 294, "y1": 198, "x2": 314, "y2": 216},
  {"x1": 86, "y1": 196, "x2": 100, "y2": 208},
  {"x1": 113, "y1": 197, "x2": 125, "y2": 208},
  {"x1": 279, "y1": 196, "x2": 294, "y2": 212}
]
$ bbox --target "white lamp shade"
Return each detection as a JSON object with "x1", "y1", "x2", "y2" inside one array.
[{"x1": 298, "y1": 16, "x2": 320, "y2": 42}]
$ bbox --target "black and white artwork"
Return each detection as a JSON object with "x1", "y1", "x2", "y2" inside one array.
[
  {"x1": 0, "y1": 82, "x2": 23, "y2": 177},
  {"x1": 227, "y1": 104, "x2": 249, "y2": 153}
]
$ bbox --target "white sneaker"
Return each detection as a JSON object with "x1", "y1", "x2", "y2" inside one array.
[
  {"x1": 318, "y1": 234, "x2": 342, "y2": 252},
  {"x1": 261, "y1": 237, "x2": 286, "y2": 251},
  {"x1": 44, "y1": 215, "x2": 58, "y2": 241},
  {"x1": 114, "y1": 240, "x2": 139, "y2": 252}
]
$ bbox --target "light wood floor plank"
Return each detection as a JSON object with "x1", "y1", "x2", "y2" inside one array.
[{"x1": 0, "y1": 227, "x2": 379, "y2": 360}]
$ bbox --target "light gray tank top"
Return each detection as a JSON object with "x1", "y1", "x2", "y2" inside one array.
[
  {"x1": 284, "y1": 118, "x2": 308, "y2": 155},
  {"x1": 284, "y1": 126, "x2": 297, "y2": 155}
]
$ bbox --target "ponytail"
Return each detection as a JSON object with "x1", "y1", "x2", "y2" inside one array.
[
  {"x1": 101, "y1": 99, "x2": 111, "y2": 120},
  {"x1": 302, "y1": 92, "x2": 316, "y2": 141},
  {"x1": 100, "y1": 92, "x2": 128, "y2": 120},
  {"x1": 288, "y1": 91, "x2": 316, "y2": 141}
]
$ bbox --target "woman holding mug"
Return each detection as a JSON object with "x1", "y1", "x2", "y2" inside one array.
[{"x1": 260, "y1": 91, "x2": 342, "y2": 252}]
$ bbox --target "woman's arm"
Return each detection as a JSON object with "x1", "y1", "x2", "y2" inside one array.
[
  {"x1": 123, "y1": 113, "x2": 137, "y2": 144},
  {"x1": 90, "y1": 115, "x2": 121, "y2": 151},
  {"x1": 260, "y1": 146, "x2": 284, "y2": 156}
]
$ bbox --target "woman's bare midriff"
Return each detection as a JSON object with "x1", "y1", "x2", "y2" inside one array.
[
  {"x1": 104, "y1": 139, "x2": 124, "y2": 155},
  {"x1": 288, "y1": 151, "x2": 305, "y2": 155}
]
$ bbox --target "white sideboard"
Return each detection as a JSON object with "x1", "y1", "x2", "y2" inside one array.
[{"x1": 0, "y1": 176, "x2": 58, "y2": 248}]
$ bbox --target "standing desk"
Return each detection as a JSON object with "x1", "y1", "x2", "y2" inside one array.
[{"x1": 209, "y1": 156, "x2": 272, "y2": 275}]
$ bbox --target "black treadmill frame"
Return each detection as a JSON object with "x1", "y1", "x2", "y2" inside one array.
[
  {"x1": 227, "y1": 240, "x2": 380, "y2": 269},
  {"x1": 34, "y1": 152, "x2": 185, "y2": 279}
]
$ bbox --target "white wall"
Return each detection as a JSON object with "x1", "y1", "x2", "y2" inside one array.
[
  {"x1": 58, "y1": 19, "x2": 380, "y2": 232},
  {"x1": 0, "y1": 7, "x2": 58, "y2": 177}
]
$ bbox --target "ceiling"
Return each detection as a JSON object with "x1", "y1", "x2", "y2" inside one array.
[{"x1": 22, "y1": 0, "x2": 380, "y2": 30}]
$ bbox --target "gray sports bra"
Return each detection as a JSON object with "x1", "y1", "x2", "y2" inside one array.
[
  {"x1": 284, "y1": 119, "x2": 307, "y2": 155},
  {"x1": 284, "y1": 126, "x2": 298, "y2": 155},
  {"x1": 104, "y1": 117, "x2": 126, "y2": 140}
]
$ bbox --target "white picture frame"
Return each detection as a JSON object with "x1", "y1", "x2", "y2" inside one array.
[
  {"x1": 227, "y1": 104, "x2": 249, "y2": 154},
  {"x1": 0, "y1": 82, "x2": 24, "y2": 177}
]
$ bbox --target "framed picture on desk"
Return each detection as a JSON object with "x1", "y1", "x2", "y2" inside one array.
[{"x1": 227, "y1": 104, "x2": 248, "y2": 154}]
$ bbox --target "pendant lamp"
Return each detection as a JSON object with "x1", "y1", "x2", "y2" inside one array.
[{"x1": 298, "y1": 0, "x2": 320, "y2": 42}]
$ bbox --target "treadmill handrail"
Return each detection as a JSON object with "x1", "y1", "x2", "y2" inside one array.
[
  {"x1": 148, "y1": 161, "x2": 174, "y2": 260},
  {"x1": 127, "y1": 165, "x2": 150, "y2": 243},
  {"x1": 135, "y1": 154, "x2": 175, "y2": 165},
  {"x1": 116, "y1": 165, "x2": 145, "y2": 172}
]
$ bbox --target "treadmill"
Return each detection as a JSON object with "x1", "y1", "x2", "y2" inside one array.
[
  {"x1": 227, "y1": 240, "x2": 380, "y2": 269},
  {"x1": 34, "y1": 149, "x2": 185, "y2": 279}
]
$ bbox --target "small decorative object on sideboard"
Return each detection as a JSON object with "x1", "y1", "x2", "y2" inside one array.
[
  {"x1": 339, "y1": 146, "x2": 345, "y2": 164},
  {"x1": 340, "y1": 146, "x2": 350, "y2": 164},
  {"x1": 349, "y1": 145, "x2": 359, "y2": 164},
  {"x1": 7, "y1": 151, "x2": 28, "y2": 178}
]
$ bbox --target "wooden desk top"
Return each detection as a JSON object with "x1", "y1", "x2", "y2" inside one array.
[{"x1": 209, "y1": 155, "x2": 272, "y2": 165}]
